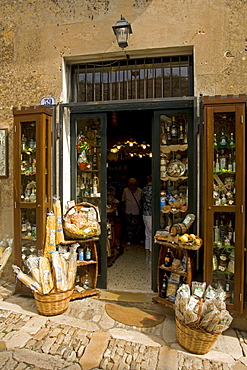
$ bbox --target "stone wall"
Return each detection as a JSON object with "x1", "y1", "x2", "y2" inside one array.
[{"x1": 0, "y1": 0, "x2": 246, "y2": 280}]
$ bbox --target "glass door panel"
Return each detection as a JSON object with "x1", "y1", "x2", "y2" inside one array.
[
  {"x1": 159, "y1": 113, "x2": 189, "y2": 229},
  {"x1": 20, "y1": 121, "x2": 37, "y2": 203},
  {"x1": 75, "y1": 117, "x2": 101, "y2": 207},
  {"x1": 21, "y1": 208, "x2": 37, "y2": 272},
  {"x1": 70, "y1": 113, "x2": 107, "y2": 289}
]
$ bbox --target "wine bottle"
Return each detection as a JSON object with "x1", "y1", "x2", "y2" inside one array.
[
  {"x1": 170, "y1": 116, "x2": 178, "y2": 144},
  {"x1": 166, "y1": 126, "x2": 172, "y2": 145},
  {"x1": 160, "y1": 274, "x2": 168, "y2": 298},
  {"x1": 178, "y1": 123, "x2": 184, "y2": 144},
  {"x1": 164, "y1": 248, "x2": 173, "y2": 267}
]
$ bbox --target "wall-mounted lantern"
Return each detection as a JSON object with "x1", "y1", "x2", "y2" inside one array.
[{"x1": 112, "y1": 16, "x2": 132, "y2": 50}]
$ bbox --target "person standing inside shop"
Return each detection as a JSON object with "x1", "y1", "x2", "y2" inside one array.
[
  {"x1": 122, "y1": 178, "x2": 143, "y2": 245},
  {"x1": 142, "y1": 175, "x2": 152, "y2": 263}
]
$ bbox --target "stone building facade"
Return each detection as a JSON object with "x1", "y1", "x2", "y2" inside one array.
[{"x1": 0, "y1": 0, "x2": 246, "y2": 285}]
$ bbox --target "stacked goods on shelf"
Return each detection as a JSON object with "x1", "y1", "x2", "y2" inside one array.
[
  {"x1": 13, "y1": 245, "x2": 77, "y2": 316},
  {"x1": 175, "y1": 282, "x2": 233, "y2": 354}
]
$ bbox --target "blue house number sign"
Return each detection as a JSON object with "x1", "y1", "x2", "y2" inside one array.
[{"x1": 40, "y1": 96, "x2": 56, "y2": 106}]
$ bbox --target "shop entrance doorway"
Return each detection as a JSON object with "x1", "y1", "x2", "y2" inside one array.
[{"x1": 106, "y1": 110, "x2": 153, "y2": 292}]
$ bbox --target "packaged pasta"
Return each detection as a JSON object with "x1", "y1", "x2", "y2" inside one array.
[
  {"x1": 0, "y1": 247, "x2": 12, "y2": 272},
  {"x1": 53, "y1": 199, "x2": 65, "y2": 245},
  {"x1": 52, "y1": 251, "x2": 67, "y2": 291},
  {"x1": 12, "y1": 265, "x2": 42, "y2": 293},
  {"x1": 39, "y1": 257, "x2": 54, "y2": 294},
  {"x1": 67, "y1": 250, "x2": 77, "y2": 290},
  {"x1": 25, "y1": 255, "x2": 40, "y2": 283},
  {"x1": 44, "y1": 213, "x2": 56, "y2": 258}
]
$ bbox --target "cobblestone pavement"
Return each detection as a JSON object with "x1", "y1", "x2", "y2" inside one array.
[{"x1": 0, "y1": 279, "x2": 247, "y2": 369}]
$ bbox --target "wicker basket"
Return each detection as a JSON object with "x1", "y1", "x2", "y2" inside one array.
[
  {"x1": 63, "y1": 202, "x2": 100, "y2": 240},
  {"x1": 33, "y1": 288, "x2": 74, "y2": 316},
  {"x1": 176, "y1": 317, "x2": 221, "y2": 355}
]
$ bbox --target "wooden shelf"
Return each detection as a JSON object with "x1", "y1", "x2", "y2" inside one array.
[{"x1": 62, "y1": 238, "x2": 99, "y2": 300}]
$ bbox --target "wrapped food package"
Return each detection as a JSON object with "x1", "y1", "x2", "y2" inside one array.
[
  {"x1": 12, "y1": 265, "x2": 42, "y2": 293},
  {"x1": 67, "y1": 250, "x2": 77, "y2": 290},
  {"x1": 39, "y1": 257, "x2": 54, "y2": 294},
  {"x1": 44, "y1": 213, "x2": 56, "y2": 258},
  {"x1": 25, "y1": 255, "x2": 40, "y2": 283},
  {"x1": 52, "y1": 251, "x2": 68, "y2": 291},
  {"x1": 0, "y1": 247, "x2": 12, "y2": 273},
  {"x1": 53, "y1": 199, "x2": 65, "y2": 245}
]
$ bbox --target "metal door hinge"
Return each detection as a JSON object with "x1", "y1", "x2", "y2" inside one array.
[
  {"x1": 14, "y1": 202, "x2": 16, "y2": 208},
  {"x1": 241, "y1": 205, "x2": 244, "y2": 213},
  {"x1": 240, "y1": 293, "x2": 242, "y2": 302},
  {"x1": 241, "y1": 115, "x2": 244, "y2": 124},
  {"x1": 14, "y1": 126, "x2": 17, "y2": 133}
]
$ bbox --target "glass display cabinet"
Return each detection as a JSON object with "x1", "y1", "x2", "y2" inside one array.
[
  {"x1": 13, "y1": 106, "x2": 52, "y2": 294},
  {"x1": 203, "y1": 95, "x2": 246, "y2": 313}
]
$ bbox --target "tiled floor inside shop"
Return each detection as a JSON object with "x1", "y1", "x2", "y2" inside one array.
[{"x1": 107, "y1": 243, "x2": 152, "y2": 292}]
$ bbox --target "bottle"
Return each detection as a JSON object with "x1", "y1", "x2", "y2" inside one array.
[
  {"x1": 21, "y1": 134, "x2": 27, "y2": 151},
  {"x1": 226, "y1": 220, "x2": 234, "y2": 242},
  {"x1": 227, "y1": 153, "x2": 233, "y2": 172},
  {"x1": 29, "y1": 138, "x2": 34, "y2": 149},
  {"x1": 92, "y1": 147, "x2": 97, "y2": 170},
  {"x1": 178, "y1": 123, "x2": 184, "y2": 144},
  {"x1": 82, "y1": 269, "x2": 92, "y2": 290},
  {"x1": 218, "y1": 126, "x2": 228, "y2": 148},
  {"x1": 29, "y1": 188, "x2": 36, "y2": 202},
  {"x1": 160, "y1": 274, "x2": 168, "y2": 298},
  {"x1": 78, "y1": 248, "x2": 84, "y2": 261},
  {"x1": 183, "y1": 121, "x2": 188, "y2": 144},
  {"x1": 232, "y1": 151, "x2": 236, "y2": 172},
  {"x1": 219, "y1": 220, "x2": 225, "y2": 244},
  {"x1": 166, "y1": 126, "x2": 172, "y2": 145},
  {"x1": 85, "y1": 244, "x2": 92, "y2": 261},
  {"x1": 164, "y1": 248, "x2": 173, "y2": 267},
  {"x1": 228, "y1": 132, "x2": 235, "y2": 149},
  {"x1": 213, "y1": 133, "x2": 218, "y2": 149},
  {"x1": 170, "y1": 116, "x2": 178, "y2": 144},
  {"x1": 161, "y1": 124, "x2": 167, "y2": 145},
  {"x1": 219, "y1": 150, "x2": 227, "y2": 171},
  {"x1": 215, "y1": 153, "x2": 220, "y2": 172},
  {"x1": 214, "y1": 220, "x2": 219, "y2": 243},
  {"x1": 221, "y1": 193, "x2": 227, "y2": 205}
]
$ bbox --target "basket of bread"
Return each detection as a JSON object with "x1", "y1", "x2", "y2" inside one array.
[
  {"x1": 63, "y1": 202, "x2": 100, "y2": 240},
  {"x1": 175, "y1": 282, "x2": 233, "y2": 354}
]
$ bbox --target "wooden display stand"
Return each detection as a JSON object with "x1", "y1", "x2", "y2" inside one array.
[
  {"x1": 61, "y1": 237, "x2": 100, "y2": 300},
  {"x1": 153, "y1": 237, "x2": 201, "y2": 308}
]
